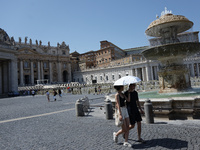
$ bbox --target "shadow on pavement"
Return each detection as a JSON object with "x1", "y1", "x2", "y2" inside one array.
[
  {"x1": 132, "y1": 138, "x2": 188, "y2": 149},
  {"x1": 154, "y1": 122, "x2": 168, "y2": 124}
]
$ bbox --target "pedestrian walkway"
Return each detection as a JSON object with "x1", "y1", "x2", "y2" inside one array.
[
  {"x1": 0, "y1": 94, "x2": 199, "y2": 149},
  {"x1": 90, "y1": 103, "x2": 200, "y2": 149}
]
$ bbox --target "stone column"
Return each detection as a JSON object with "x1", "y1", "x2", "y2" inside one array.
[
  {"x1": 191, "y1": 63, "x2": 195, "y2": 77},
  {"x1": 40, "y1": 61, "x2": 44, "y2": 80},
  {"x1": 142, "y1": 67, "x2": 146, "y2": 81},
  {"x1": 146, "y1": 65, "x2": 151, "y2": 81},
  {"x1": 49, "y1": 61, "x2": 52, "y2": 83},
  {"x1": 150, "y1": 66, "x2": 154, "y2": 80},
  {"x1": 9, "y1": 59, "x2": 18, "y2": 92},
  {"x1": 37, "y1": 61, "x2": 40, "y2": 84},
  {"x1": 135, "y1": 68, "x2": 138, "y2": 78},
  {"x1": 57, "y1": 62, "x2": 62, "y2": 82},
  {"x1": 196, "y1": 63, "x2": 199, "y2": 77},
  {"x1": 0, "y1": 63, "x2": 2, "y2": 94},
  {"x1": 3, "y1": 61, "x2": 8, "y2": 93},
  {"x1": 31, "y1": 61, "x2": 34, "y2": 85},
  {"x1": 67, "y1": 63, "x2": 71, "y2": 82},
  {"x1": 20, "y1": 60, "x2": 24, "y2": 86},
  {"x1": 186, "y1": 64, "x2": 190, "y2": 76}
]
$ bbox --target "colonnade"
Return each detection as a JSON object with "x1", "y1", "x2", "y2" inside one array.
[
  {"x1": 0, "y1": 59, "x2": 18, "y2": 94},
  {"x1": 132, "y1": 65, "x2": 159, "y2": 81},
  {"x1": 19, "y1": 60, "x2": 71, "y2": 86},
  {"x1": 187, "y1": 63, "x2": 200, "y2": 77}
]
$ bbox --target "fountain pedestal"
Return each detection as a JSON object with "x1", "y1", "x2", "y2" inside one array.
[{"x1": 158, "y1": 64, "x2": 191, "y2": 93}]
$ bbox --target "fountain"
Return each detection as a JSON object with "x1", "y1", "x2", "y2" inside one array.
[
  {"x1": 105, "y1": 8, "x2": 200, "y2": 120},
  {"x1": 142, "y1": 8, "x2": 200, "y2": 93}
]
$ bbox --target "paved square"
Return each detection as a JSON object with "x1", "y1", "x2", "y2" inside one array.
[{"x1": 0, "y1": 94, "x2": 200, "y2": 149}]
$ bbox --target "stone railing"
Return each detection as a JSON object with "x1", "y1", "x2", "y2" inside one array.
[
  {"x1": 17, "y1": 78, "x2": 200, "y2": 96},
  {"x1": 106, "y1": 94, "x2": 200, "y2": 120}
]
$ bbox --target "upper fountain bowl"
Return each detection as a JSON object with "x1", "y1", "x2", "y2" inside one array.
[
  {"x1": 142, "y1": 42, "x2": 200, "y2": 63},
  {"x1": 145, "y1": 14, "x2": 193, "y2": 37}
]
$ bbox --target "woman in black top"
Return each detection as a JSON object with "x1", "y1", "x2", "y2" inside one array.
[
  {"x1": 124, "y1": 83, "x2": 145, "y2": 143},
  {"x1": 113, "y1": 86, "x2": 132, "y2": 147}
]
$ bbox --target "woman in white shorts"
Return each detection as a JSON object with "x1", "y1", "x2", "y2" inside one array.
[{"x1": 113, "y1": 86, "x2": 131, "y2": 147}]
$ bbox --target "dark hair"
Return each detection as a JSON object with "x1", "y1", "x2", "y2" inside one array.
[
  {"x1": 114, "y1": 86, "x2": 123, "y2": 91},
  {"x1": 129, "y1": 83, "x2": 136, "y2": 86}
]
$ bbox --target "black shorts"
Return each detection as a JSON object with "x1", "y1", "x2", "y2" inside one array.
[{"x1": 128, "y1": 111, "x2": 142, "y2": 125}]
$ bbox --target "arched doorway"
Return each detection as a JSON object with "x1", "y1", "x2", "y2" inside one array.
[
  {"x1": 63, "y1": 70, "x2": 68, "y2": 82},
  {"x1": 24, "y1": 75, "x2": 30, "y2": 85}
]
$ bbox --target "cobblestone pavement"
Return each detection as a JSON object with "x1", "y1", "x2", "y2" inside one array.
[{"x1": 0, "y1": 94, "x2": 200, "y2": 150}]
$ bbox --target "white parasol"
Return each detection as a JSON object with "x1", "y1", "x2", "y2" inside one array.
[{"x1": 114, "y1": 75, "x2": 141, "y2": 86}]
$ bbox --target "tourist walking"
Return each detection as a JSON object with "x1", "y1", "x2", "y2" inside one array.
[
  {"x1": 98, "y1": 86, "x2": 101, "y2": 95},
  {"x1": 58, "y1": 89, "x2": 62, "y2": 97},
  {"x1": 124, "y1": 83, "x2": 145, "y2": 143},
  {"x1": 94, "y1": 87, "x2": 97, "y2": 95},
  {"x1": 31, "y1": 90, "x2": 35, "y2": 97},
  {"x1": 53, "y1": 89, "x2": 57, "y2": 101},
  {"x1": 46, "y1": 91, "x2": 50, "y2": 102},
  {"x1": 113, "y1": 85, "x2": 132, "y2": 147}
]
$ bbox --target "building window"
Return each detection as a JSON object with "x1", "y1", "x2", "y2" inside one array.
[
  {"x1": 33, "y1": 63, "x2": 36, "y2": 68},
  {"x1": 62, "y1": 50, "x2": 66, "y2": 55},
  {"x1": 119, "y1": 74, "x2": 121, "y2": 79},
  {"x1": 126, "y1": 73, "x2": 129, "y2": 76},
  {"x1": 24, "y1": 61, "x2": 29, "y2": 68},
  {"x1": 100, "y1": 76, "x2": 102, "y2": 80},
  {"x1": 112, "y1": 75, "x2": 115, "y2": 80},
  {"x1": 53, "y1": 51, "x2": 55, "y2": 54},
  {"x1": 106, "y1": 76, "x2": 108, "y2": 81},
  {"x1": 44, "y1": 62, "x2": 48, "y2": 69},
  {"x1": 64, "y1": 63, "x2": 67, "y2": 69}
]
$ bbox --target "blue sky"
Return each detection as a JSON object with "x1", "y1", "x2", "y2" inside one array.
[{"x1": 0, "y1": 0, "x2": 200, "y2": 54}]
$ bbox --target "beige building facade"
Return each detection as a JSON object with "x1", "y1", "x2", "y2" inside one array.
[
  {"x1": 0, "y1": 28, "x2": 71, "y2": 96},
  {"x1": 16, "y1": 40, "x2": 71, "y2": 86}
]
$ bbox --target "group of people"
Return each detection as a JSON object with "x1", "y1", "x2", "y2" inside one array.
[
  {"x1": 113, "y1": 83, "x2": 145, "y2": 147},
  {"x1": 94, "y1": 86, "x2": 101, "y2": 95},
  {"x1": 46, "y1": 89, "x2": 63, "y2": 102}
]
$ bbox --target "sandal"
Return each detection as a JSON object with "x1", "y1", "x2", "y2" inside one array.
[{"x1": 137, "y1": 138, "x2": 145, "y2": 143}]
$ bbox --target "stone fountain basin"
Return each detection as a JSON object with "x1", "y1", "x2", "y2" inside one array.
[
  {"x1": 145, "y1": 14, "x2": 193, "y2": 37},
  {"x1": 142, "y1": 42, "x2": 200, "y2": 61}
]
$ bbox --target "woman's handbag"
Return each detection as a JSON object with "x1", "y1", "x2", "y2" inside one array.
[{"x1": 115, "y1": 108, "x2": 123, "y2": 127}]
